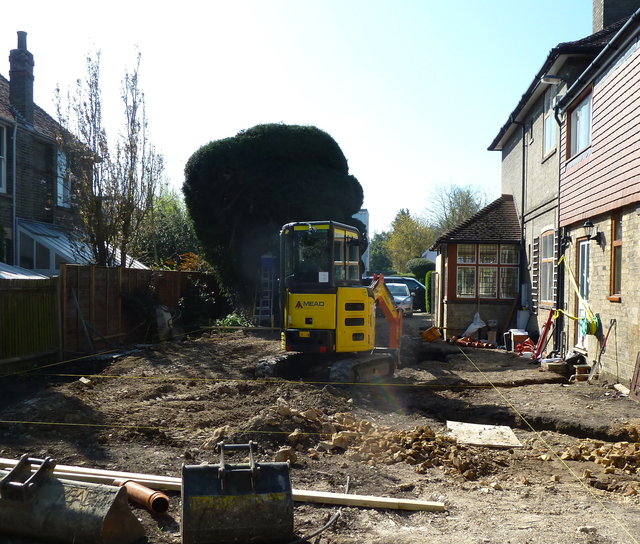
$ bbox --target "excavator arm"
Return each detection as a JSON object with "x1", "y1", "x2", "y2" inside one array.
[{"x1": 370, "y1": 274, "x2": 403, "y2": 350}]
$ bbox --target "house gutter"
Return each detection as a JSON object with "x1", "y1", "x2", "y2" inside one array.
[
  {"x1": 11, "y1": 120, "x2": 17, "y2": 266},
  {"x1": 557, "y1": 7, "x2": 640, "y2": 112}
]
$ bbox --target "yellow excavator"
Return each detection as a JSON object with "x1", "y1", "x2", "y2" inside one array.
[{"x1": 279, "y1": 220, "x2": 404, "y2": 381}]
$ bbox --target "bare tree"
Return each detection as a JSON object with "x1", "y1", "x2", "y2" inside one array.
[
  {"x1": 426, "y1": 184, "x2": 486, "y2": 237},
  {"x1": 56, "y1": 50, "x2": 163, "y2": 267}
]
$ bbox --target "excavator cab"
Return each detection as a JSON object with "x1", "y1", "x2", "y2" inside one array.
[
  {"x1": 280, "y1": 221, "x2": 372, "y2": 354},
  {"x1": 280, "y1": 221, "x2": 402, "y2": 380}
]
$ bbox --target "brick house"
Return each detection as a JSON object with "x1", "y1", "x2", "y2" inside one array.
[
  {"x1": 0, "y1": 32, "x2": 145, "y2": 276},
  {"x1": 554, "y1": 7, "x2": 640, "y2": 384},
  {"x1": 0, "y1": 31, "x2": 80, "y2": 274},
  {"x1": 430, "y1": 195, "x2": 522, "y2": 338},
  {"x1": 487, "y1": 4, "x2": 635, "y2": 346}
]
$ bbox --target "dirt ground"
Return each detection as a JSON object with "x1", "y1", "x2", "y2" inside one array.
[{"x1": 2, "y1": 315, "x2": 640, "y2": 544}]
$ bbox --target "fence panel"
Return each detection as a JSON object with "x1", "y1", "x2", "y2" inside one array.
[
  {"x1": 60, "y1": 265, "x2": 214, "y2": 356},
  {"x1": 0, "y1": 278, "x2": 60, "y2": 365}
]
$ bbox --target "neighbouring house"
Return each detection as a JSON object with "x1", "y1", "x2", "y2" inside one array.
[
  {"x1": 0, "y1": 31, "x2": 78, "y2": 272},
  {"x1": 0, "y1": 31, "x2": 145, "y2": 276},
  {"x1": 485, "y1": 0, "x2": 640, "y2": 385},
  {"x1": 430, "y1": 194, "x2": 522, "y2": 338}
]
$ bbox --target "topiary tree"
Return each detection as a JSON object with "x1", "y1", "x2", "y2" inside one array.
[{"x1": 183, "y1": 124, "x2": 364, "y2": 309}]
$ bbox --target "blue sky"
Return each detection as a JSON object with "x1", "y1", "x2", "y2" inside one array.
[{"x1": 3, "y1": 1, "x2": 593, "y2": 234}]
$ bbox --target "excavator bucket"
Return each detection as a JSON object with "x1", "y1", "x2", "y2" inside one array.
[
  {"x1": 181, "y1": 441, "x2": 293, "y2": 544},
  {"x1": 0, "y1": 455, "x2": 145, "y2": 544}
]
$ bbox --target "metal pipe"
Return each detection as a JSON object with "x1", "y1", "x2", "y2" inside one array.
[
  {"x1": 113, "y1": 478, "x2": 170, "y2": 515},
  {"x1": 11, "y1": 120, "x2": 17, "y2": 266}
]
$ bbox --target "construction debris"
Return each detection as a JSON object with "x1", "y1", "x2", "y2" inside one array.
[{"x1": 558, "y1": 439, "x2": 640, "y2": 474}]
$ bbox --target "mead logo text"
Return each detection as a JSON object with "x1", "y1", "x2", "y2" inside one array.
[{"x1": 295, "y1": 301, "x2": 325, "y2": 309}]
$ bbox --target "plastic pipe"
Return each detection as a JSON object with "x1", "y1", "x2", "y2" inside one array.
[{"x1": 113, "y1": 479, "x2": 170, "y2": 515}]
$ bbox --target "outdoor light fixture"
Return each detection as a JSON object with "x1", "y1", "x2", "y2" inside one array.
[{"x1": 582, "y1": 220, "x2": 604, "y2": 245}]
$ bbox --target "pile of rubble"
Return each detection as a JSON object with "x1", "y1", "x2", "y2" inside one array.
[
  {"x1": 226, "y1": 398, "x2": 500, "y2": 480},
  {"x1": 558, "y1": 439, "x2": 640, "y2": 475}
]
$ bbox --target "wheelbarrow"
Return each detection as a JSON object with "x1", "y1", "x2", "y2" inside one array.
[
  {"x1": 0, "y1": 454, "x2": 145, "y2": 544},
  {"x1": 181, "y1": 441, "x2": 293, "y2": 544}
]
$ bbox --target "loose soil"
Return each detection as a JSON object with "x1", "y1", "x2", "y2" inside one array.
[{"x1": 2, "y1": 315, "x2": 640, "y2": 544}]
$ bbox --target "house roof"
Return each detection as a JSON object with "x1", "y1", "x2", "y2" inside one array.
[
  {"x1": 0, "y1": 261, "x2": 48, "y2": 279},
  {"x1": 557, "y1": 8, "x2": 640, "y2": 111},
  {"x1": 430, "y1": 194, "x2": 521, "y2": 249},
  {"x1": 0, "y1": 73, "x2": 61, "y2": 141},
  {"x1": 18, "y1": 218, "x2": 148, "y2": 271},
  {"x1": 488, "y1": 18, "x2": 630, "y2": 151}
]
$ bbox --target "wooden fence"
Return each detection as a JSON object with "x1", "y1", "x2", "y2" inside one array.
[
  {"x1": 60, "y1": 265, "x2": 211, "y2": 355},
  {"x1": 0, "y1": 277, "x2": 60, "y2": 367},
  {"x1": 0, "y1": 266, "x2": 217, "y2": 367}
]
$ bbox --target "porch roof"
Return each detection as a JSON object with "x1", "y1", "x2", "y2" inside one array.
[{"x1": 430, "y1": 194, "x2": 521, "y2": 249}]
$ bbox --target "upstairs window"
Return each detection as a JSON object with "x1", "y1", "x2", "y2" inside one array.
[
  {"x1": 568, "y1": 91, "x2": 592, "y2": 158},
  {"x1": 57, "y1": 149, "x2": 71, "y2": 207},
  {"x1": 0, "y1": 125, "x2": 6, "y2": 193},
  {"x1": 543, "y1": 89, "x2": 557, "y2": 157}
]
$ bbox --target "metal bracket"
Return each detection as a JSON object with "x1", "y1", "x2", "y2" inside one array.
[
  {"x1": 0, "y1": 454, "x2": 57, "y2": 502},
  {"x1": 217, "y1": 441, "x2": 261, "y2": 490}
]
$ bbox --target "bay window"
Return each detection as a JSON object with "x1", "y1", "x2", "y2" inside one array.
[{"x1": 454, "y1": 244, "x2": 519, "y2": 300}]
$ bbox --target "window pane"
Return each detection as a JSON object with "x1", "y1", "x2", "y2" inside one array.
[
  {"x1": 500, "y1": 267, "x2": 519, "y2": 299},
  {"x1": 478, "y1": 267, "x2": 497, "y2": 298},
  {"x1": 19, "y1": 232, "x2": 34, "y2": 269},
  {"x1": 570, "y1": 94, "x2": 592, "y2": 156},
  {"x1": 457, "y1": 244, "x2": 475, "y2": 264},
  {"x1": 544, "y1": 113, "x2": 557, "y2": 155},
  {"x1": 613, "y1": 245, "x2": 622, "y2": 294},
  {"x1": 614, "y1": 216, "x2": 622, "y2": 240},
  {"x1": 479, "y1": 244, "x2": 498, "y2": 264},
  {"x1": 540, "y1": 261, "x2": 553, "y2": 302},
  {"x1": 500, "y1": 245, "x2": 519, "y2": 264},
  {"x1": 457, "y1": 267, "x2": 476, "y2": 297},
  {"x1": 35, "y1": 241, "x2": 50, "y2": 269},
  {"x1": 542, "y1": 233, "x2": 554, "y2": 259}
]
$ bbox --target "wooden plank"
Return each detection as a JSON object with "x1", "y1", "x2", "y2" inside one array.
[
  {"x1": 630, "y1": 352, "x2": 640, "y2": 402},
  {"x1": 0, "y1": 458, "x2": 445, "y2": 511},
  {"x1": 446, "y1": 420, "x2": 522, "y2": 449}
]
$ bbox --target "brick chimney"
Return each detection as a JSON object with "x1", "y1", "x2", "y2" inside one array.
[
  {"x1": 9, "y1": 31, "x2": 34, "y2": 125},
  {"x1": 593, "y1": 0, "x2": 640, "y2": 32}
]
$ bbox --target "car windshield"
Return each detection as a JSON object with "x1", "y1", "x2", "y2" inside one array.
[{"x1": 387, "y1": 283, "x2": 410, "y2": 297}]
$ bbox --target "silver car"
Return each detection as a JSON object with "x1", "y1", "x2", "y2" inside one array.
[{"x1": 386, "y1": 283, "x2": 413, "y2": 317}]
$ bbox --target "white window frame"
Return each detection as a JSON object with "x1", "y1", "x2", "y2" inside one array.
[
  {"x1": 0, "y1": 125, "x2": 6, "y2": 194},
  {"x1": 540, "y1": 231, "x2": 555, "y2": 304},
  {"x1": 569, "y1": 92, "x2": 592, "y2": 158},
  {"x1": 57, "y1": 148, "x2": 71, "y2": 207}
]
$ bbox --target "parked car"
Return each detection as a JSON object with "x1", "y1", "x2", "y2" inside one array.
[
  {"x1": 385, "y1": 283, "x2": 413, "y2": 317},
  {"x1": 363, "y1": 276, "x2": 426, "y2": 311}
]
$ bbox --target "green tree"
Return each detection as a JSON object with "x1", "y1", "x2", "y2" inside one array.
[
  {"x1": 405, "y1": 257, "x2": 434, "y2": 279},
  {"x1": 385, "y1": 210, "x2": 433, "y2": 273},
  {"x1": 427, "y1": 184, "x2": 486, "y2": 237},
  {"x1": 183, "y1": 123, "x2": 364, "y2": 307},
  {"x1": 368, "y1": 231, "x2": 393, "y2": 273},
  {"x1": 130, "y1": 188, "x2": 204, "y2": 268}
]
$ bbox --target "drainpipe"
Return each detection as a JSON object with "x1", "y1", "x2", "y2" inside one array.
[
  {"x1": 553, "y1": 96, "x2": 566, "y2": 356},
  {"x1": 512, "y1": 119, "x2": 527, "y2": 324},
  {"x1": 11, "y1": 121, "x2": 17, "y2": 266}
]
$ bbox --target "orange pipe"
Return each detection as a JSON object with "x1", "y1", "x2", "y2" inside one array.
[{"x1": 113, "y1": 478, "x2": 170, "y2": 514}]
